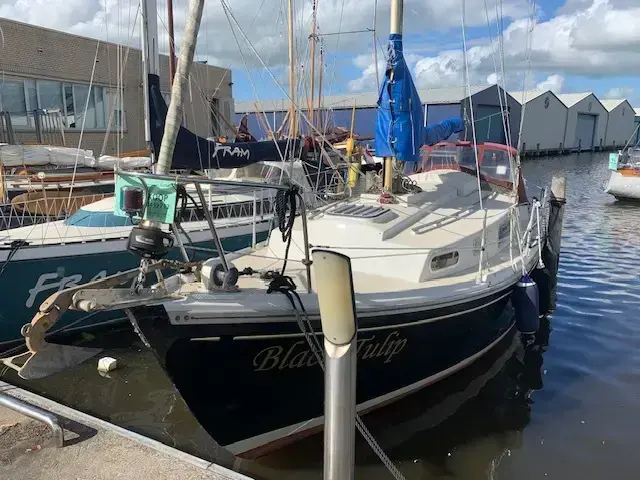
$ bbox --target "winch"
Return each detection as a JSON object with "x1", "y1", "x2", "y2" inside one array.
[
  {"x1": 126, "y1": 221, "x2": 174, "y2": 260},
  {"x1": 120, "y1": 184, "x2": 175, "y2": 260}
]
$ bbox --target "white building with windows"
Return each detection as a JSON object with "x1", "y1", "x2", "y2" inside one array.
[
  {"x1": 600, "y1": 99, "x2": 636, "y2": 148},
  {"x1": 510, "y1": 90, "x2": 567, "y2": 153},
  {"x1": 0, "y1": 18, "x2": 233, "y2": 155}
]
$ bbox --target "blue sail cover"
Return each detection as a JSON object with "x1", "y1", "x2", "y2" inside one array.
[
  {"x1": 424, "y1": 117, "x2": 465, "y2": 145},
  {"x1": 375, "y1": 33, "x2": 425, "y2": 163},
  {"x1": 148, "y1": 74, "x2": 303, "y2": 170}
]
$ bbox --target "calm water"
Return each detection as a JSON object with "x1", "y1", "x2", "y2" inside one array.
[{"x1": 5, "y1": 151, "x2": 640, "y2": 479}]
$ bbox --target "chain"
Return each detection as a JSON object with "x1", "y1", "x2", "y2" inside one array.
[{"x1": 133, "y1": 258, "x2": 150, "y2": 294}]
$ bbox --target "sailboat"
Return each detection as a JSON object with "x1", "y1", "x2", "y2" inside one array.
[
  {"x1": 4, "y1": 0, "x2": 551, "y2": 460},
  {"x1": 0, "y1": 0, "x2": 308, "y2": 353},
  {"x1": 605, "y1": 142, "x2": 640, "y2": 200}
]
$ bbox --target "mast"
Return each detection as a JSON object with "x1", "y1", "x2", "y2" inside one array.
[
  {"x1": 308, "y1": 0, "x2": 318, "y2": 129},
  {"x1": 390, "y1": 0, "x2": 402, "y2": 38},
  {"x1": 317, "y1": 41, "x2": 323, "y2": 131},
  {"x1": 384, "y1": 0, "x2": 403, "y2": 193},
  {"x1": 287, "y1": 0, "x2": 296, "y2": 138},
  {"x1": 372, "y1": 1, "x2": 380, "y2": 92},
  {"x1": 140, "y1": 0, "x2": 160, "y2": 163},
  {"x1": 156, "y1": 0, "x2": 205, "y2": 174},
  {"x1": 168, "y1": 0, "x2": 177, "y2": 86}
]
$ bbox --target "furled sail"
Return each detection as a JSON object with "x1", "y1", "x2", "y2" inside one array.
[
  {"x1": 147, "y1": 74, "x2": 303, "y2": 170},
  {"x1": 374, "y1": 33, "x2": 425, "y2": 163}
]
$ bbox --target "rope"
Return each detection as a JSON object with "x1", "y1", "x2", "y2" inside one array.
[
  {"x1": 0, "y1": 239, "x2": 28, "y2": 279},
  {"x1": 274, "y1": 185, "x2": 298, "y2": 275},
  {"x1": 535, "y1": 199, "x2": 544, "y2": 268},
  {"x1": 257, "y1": 184, "x2": 405, "y2": 479}
]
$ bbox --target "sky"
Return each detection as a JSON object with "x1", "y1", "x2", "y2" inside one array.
[{"x1": 0, "y1": 0, "x2": 639, "y2": 107}]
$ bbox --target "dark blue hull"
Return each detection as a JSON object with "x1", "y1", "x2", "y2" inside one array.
[{"x1": 131, "y1": 285, "x2": 516, "y2": 457}]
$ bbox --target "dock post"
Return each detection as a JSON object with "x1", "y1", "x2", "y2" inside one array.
[
  {"x1": 546, "y1": 175, "x2": 566, "y2": 310},
  {"x1": 312, "y1": 249, "x2": 357, "y2": 480}
]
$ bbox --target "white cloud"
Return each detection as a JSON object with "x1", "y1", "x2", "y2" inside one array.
[
  {"x1": 0, "y1": 0, "x2": 529, "y2": 71},
  {"x1": 350, "y1": 0, "x2": 640, "y2": 92},
  {"x1": 604, "y1": 87, "x2": 635, "y2": 99},
  {"x1": 536, "y1": 74, "x2": 565, "y2": 92}
]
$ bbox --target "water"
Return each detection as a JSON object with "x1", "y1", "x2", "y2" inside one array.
[{"x1": 4, "y1": 151, "x2": 640, "y2": 479}]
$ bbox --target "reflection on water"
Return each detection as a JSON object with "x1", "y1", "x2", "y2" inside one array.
[{"x1": 5, "y1": 152, "x2": 640, "y2": 479}]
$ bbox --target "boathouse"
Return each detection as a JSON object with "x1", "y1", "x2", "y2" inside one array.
[
  {"x1": 600, "y1": 99, "x2": 636, "y2": 149},
  {"x1": 557, "y1": 93, "x2": 608, "y2": 152},
  {"x1": 510, "y1": 90, "x2": 567, "y2": 155},
  {"x1": 235, "y1": 84, "x2": 521, "y2": 148}
]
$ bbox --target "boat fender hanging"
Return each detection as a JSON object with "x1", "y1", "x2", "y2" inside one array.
[{"x1": 512, "y1": 274, "x2": 540, "y2": 334}]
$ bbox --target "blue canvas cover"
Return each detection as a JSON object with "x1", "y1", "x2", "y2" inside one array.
[
  {"x1": 148, "y1": 74, "x2": 304, "y2": 170},
  {"x1": 374, "y1": 33, "x2": 425, "y2": 163},
  {"x1": 424, "y1": 117, "x2": 465, "y2": 146}
]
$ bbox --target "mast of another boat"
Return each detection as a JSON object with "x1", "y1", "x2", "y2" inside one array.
[
  {"x1": 167, "y1": 0, "x2": 177, "y2": 87},
  {"x1": 140, "y1": 0, "x2": 160, "y2": 164},
  {"x1": 155, "y1": 0, "x2": 205, "y2": 175},
  {"x1": 308, "y1": 0, "x2": 318, "y2": 130},
  {"x1": 383, "y1": 0, "x2": 403, "y2": 193},
  {"x1": 287, "y1": 0, "x2": 297, "y2": 138}
]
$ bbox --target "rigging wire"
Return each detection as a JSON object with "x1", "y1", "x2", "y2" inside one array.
[
  {"x1": 66, "y1": 41, "x2": 101, "y2": 205},
  {"x1": 461, "y1": 0, "x2": 488, "y2": 283}
]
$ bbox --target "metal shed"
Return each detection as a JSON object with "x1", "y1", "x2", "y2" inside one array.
[
  {"x1": 234, "y1": 84, "x2": 521, "y2": 147},
  {"x1": 509, "y1": 90, "x2": 567, "y2": 154},
  {"x1": 634, "y1": 107, "x2": 640, "y2": 145},
  {"x1": 600, "y1": 99, "x2": 636, "y2": 148},
  {"x1": 557, "y1": 93, "x2": 607, "y2": 151}
]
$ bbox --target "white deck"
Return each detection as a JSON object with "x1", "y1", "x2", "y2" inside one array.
[{"x1": 160, "y1": 170, "x2": 539, "y2": 322}]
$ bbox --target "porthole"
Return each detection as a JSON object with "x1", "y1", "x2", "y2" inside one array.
[{"x1": 431, "y1": 251, "x2": 459, "y2": 271}]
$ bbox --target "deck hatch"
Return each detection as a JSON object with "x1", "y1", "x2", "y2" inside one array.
[{"x1": 327, "y1": 204, "x2": 390, "y2": 219}]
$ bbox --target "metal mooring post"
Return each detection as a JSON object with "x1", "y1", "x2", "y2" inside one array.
[
  {"x1": 0, "y1": 393, "x2": 64, "y2": 447},
  {"x1": 312, "y1": 249, "x2": 357, "y2": 480}
]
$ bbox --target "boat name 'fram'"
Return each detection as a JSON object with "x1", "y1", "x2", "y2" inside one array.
[
  {"x1": 252, "y1": 331, "x2": 407, "y2": 371},
  {"x1": 212, "y1": 144, "x2": 250, "y2": 159},
  {"x1": 27, "y1": 270, "x2": 111, "y2": 308}
]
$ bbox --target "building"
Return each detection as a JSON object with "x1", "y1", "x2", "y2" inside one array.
[
  {"x1": 0, "y1": 18, "x2": 233, "y2": 156},
  {"x1": 600, "y1": 99, "x2": 636, "y2": 148},
  {"x1": 557, "y1": 93, "x2": 607, "y2": 151},
  {"x1": 510, "y1": 90, "x2": 567, "y2": 154},
  {"x1": 235, "y1": 84, "x2": 521, "y2": 148},
  {"x1": 634, "y1": 108, "x2": 640, "y2": 145}
]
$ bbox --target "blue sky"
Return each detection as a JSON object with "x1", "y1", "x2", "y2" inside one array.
[{"x1": 1, "y1": 0, "x2": 639, "y2": 106}]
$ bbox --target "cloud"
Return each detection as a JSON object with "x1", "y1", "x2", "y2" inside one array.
[
  {"x1": 604, "y1": 87, "x2": 635, "y2": 99},
  {"x1": 536, "y1": 74, "x2": 565, "y2": 92},
  {"x1": 350, "y1": 0, "x2": 640, "y2": 92},
  {"x1": 0, "y1": 0, "x2": 529, "y2": 71}
]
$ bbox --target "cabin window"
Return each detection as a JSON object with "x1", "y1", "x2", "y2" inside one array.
[
  {"x1": 480, "y1": 149, "x2": 512, "y2": 182},
  {"x1": 431, "y1": 251, "x2": 459, "y2": 271},
  {"x1": 64, "y1": 209, "x2": 134, "y2": 228}
]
